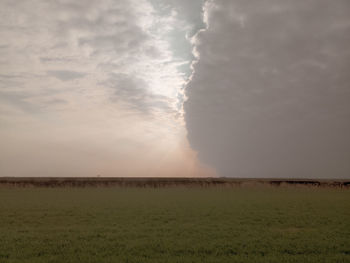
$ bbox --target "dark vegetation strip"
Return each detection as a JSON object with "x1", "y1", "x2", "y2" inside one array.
[{"x1": 0, "y1": 177, "x2": 349, "y2": 188}]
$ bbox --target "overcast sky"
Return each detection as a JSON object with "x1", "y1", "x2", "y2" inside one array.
[{"x1": 1, "y1": 0, "x2": 349, "y2": 178}]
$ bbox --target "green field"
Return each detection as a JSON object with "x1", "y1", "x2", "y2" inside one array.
[{"x1": 0, "y1": 187, "x2": 349, "y2": 263}]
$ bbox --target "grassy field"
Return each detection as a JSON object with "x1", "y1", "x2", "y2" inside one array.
[{"x1": 0, "y1": 187, "x2": 349, "y2": 263}]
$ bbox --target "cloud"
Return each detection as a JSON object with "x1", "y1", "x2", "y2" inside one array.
[
  {"x1": 47, "y1": 70, "x2": 87, "y2": 81},
  {"x1": 0, "y1": 0, "x2": 209, "y2": 177},
  {"x1": 0, "y1": 0, "x2": 184, "y2": 117},
  {"x1": 185, "y1": 0, "x2": 350, "y2": 178},
  {"x1": 102, "y1": 73, "x2": 174, "y2": 114}
]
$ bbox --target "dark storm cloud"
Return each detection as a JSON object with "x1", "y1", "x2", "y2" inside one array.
[{"x1": 185, "y1": 0, "x2": 350, "y2": 178}]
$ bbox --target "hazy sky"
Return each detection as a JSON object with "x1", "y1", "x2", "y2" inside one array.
[{"x1": 1, "y1": 0, "x2": 349, "y2": 178}]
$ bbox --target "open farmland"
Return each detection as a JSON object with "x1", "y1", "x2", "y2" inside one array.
[{"x1": 0, "y1": 181, "x2": 349, "y2": 263}]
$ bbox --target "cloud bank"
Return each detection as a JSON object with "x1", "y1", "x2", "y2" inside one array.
[
  {"x1": 0, "y1": 0, "x2": 212, "y2": 177},
  {"x1": 185, "y1": 0, "x2": 350, "y2": 178}
]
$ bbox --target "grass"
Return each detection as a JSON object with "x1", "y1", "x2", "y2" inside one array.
[{"x1": 0, "y1": 187, "x2": 349, "y2": 263}]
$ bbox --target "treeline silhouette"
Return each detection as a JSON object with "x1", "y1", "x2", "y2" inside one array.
[{"x1": 0, "y1": 177, "x2": 349, "y2": 188}]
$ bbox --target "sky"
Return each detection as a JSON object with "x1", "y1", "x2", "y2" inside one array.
[{"x1": 1, "y1": 0, "x2": 349, "y2": 178}]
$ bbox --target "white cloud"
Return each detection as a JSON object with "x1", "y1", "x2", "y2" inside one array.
[{"x1": 0, "y1": 0, "x2": 211, "y2": 177}]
